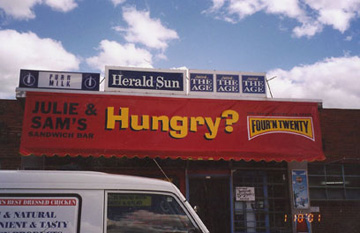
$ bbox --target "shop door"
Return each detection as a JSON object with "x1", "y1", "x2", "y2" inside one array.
[
  {"x1": 233, "y1": 170, "x2": 291, "y2": 233},
  {"x1": 189, "y1": 176, "x2": 231, "y2": 233}
]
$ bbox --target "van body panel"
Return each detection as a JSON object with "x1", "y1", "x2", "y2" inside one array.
[
  {"x1": 0, "y1": 170, "x2": 209, "y2": 233},
  {"x1": 0, "y1": 170, "x2": 176, "y2": 192},
  {"x1": 0, "y1": 189, "x2": 104, "y2": 232}
]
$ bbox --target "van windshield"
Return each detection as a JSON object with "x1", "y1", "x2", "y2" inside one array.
[{"x1": 106, "y1": 193, "x2": 199, "y2": 233}]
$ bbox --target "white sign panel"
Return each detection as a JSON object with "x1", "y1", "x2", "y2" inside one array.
[
  {"x1": 235, "y1": 187, "x2": 255, "y2": 201},
  {"x1": 0, "y1": 195, "x2": 81, "y2": 233},
  {"x1": 38, "y1": 71, "x2": 83, "y2": 89},
  {"x1": 19, "y1": 69, "x2": 100, "y2": 91}
]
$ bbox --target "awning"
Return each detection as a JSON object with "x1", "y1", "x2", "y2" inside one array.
[{"x1": 20, "y1": 91, "x2": 325, "y2": 162}]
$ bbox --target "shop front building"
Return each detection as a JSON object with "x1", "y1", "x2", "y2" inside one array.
[
  {"x1": 18, "y1": 90, "x2": 324, "y2": 233},
  {"x1": 1, "y1": 67, "x2": 358, "y2": 233}
]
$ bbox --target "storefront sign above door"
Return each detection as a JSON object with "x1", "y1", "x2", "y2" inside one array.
[{"x1": 20, "y1": 92, "x2": 325, "y2": 162}]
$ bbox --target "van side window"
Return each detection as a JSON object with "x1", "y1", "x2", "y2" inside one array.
[{"x1": 106, "y1": 193, "x2": 198, "y2": 232}]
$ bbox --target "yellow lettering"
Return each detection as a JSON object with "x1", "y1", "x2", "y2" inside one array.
[
  {"x1": 105, "y1": 106, "x2": 239, "y2": 140},
  {"x1": 106, "y1": 107, "x2": 129, "y2": 129},
  {"x1": 222, "y1": 110, "x2": 239, "y2": 133},
  {"x1": 204, "y1": 117, "x2": 221, "y2": 139},
  {"x1": 131, "y1": 115, "x2": 150, "y2": 130},
  {"x1": 169, "y1": 116, "x2": 188, "y2": 139},
  {"x1": 190, "y1": 117, "x2": 205, "y2": 132},
  {"x1": 152, "y1": 116, "x2": 169, "y2": 131},
  {"x1": 248, "y1": 116, "x2": 313, "y2": 140}
]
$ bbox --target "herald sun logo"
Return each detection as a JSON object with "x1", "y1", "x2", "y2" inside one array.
[{"x1": 247, "y1": 116, "x2": 314, "y2": 141}]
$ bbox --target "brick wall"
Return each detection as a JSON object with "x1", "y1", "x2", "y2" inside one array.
[
  {"x1": 320, "y1": 109, "x2": 360, "y2": 160},
  {"x1": 311, "y1": 201, "x2": 360, "y2": 233},
  {"x1": 314, "y1": 109, "x2": 360, "y2": 233},
  {"x1": 0, "y1": 99, "x2": 23, "y2": 169}
]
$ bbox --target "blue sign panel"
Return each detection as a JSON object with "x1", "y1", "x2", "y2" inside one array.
[
  {"x1": 107, "y1": 69, "x2": 184, "y2": 92},
  {"x1": 216, "y1": 74, "x2": 240, "y2": 93},
  {"x1": 81, "y1": 73, "x2": 100, "y2": 91},
  {"x1": 19, "y1": 69, "x2": 100, "y2": 91},
  {"x1": 242, "y1": 75, "x2": 266, "y2": 94},
  {"x1": 19, "y1": 70, "x2": 39, "y2": 88},
  {"x1": 189, "y1": 73, "x2": 213, "y2": 92}
]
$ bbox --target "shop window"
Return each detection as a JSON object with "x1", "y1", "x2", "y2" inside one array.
[
  {"x1": 326, "y1": 176, "x2": 344, "y2": 187},
  {"x1": 308, "y1": 164, "x2": 325, "y2": 175},
  {"x1": 308, "y1": 163, "x2": 360, "y2": 200},
  {"x1": 308, "y1": 176, "x2": 326, "y2": 187},
  {"x1": 325, "y1": 164, "x2": 342, "y2": 175},
  {"x1": 346, "y1": 177, "x2": 360, "y2": 187},
  {"x1": 344, "y1": 164, "x2": 360, "y2": 176},
  {"x1": 327, "y1": 188, "x2": 345, "y2": 199},
  {"x1": 310, "y1": 188, "x2": 327, "y2": 200},
  {"x1": 106, "y1": 192, "x2": 200, "y2": 233},
  {"x1": 347, "y1": 189, "x2": 360, "y2": 199}
]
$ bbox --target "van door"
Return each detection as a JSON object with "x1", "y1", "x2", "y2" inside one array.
[{"x1": 189, "y1": 176, "x2": 231, "y2": 233}]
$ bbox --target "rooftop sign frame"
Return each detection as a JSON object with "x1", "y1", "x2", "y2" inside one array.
[
  {"x1": 18, "y1": 69, "x2": 100, "y2": 91},
  {"x1": 188, "y1": 69, "x2": 267, "y2": 98},
  {"x1": 105, "y1": 66, "x2": 187, "y2": 95}
]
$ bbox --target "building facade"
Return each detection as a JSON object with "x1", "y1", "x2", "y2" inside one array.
[{"x1": 1, "y1": 96, "x2": 359, "y2": 233}]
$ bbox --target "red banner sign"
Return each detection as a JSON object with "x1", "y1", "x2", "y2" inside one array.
[{"x1": 20, "y1": 92, "x2": 325, "y2": 161}]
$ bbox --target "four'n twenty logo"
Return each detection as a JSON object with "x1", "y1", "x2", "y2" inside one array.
[{"x1": 247, "y1": 116, "x2": 315, "y2": 141}]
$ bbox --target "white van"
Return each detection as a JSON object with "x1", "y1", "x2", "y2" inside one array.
[{"x1": 0, "y1": 170, "x2": 209, "y2": 233}]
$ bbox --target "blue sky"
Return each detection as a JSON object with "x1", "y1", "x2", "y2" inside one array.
[{"x1": 0, "y1": 0, "x2": 360, "y2": 108}]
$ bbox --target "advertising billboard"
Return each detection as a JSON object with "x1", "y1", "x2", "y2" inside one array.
[
  {"x1": 19, "y1": 69, "x2": 100, "y2": 91},
  {"x1": 19, "y1": 92, "x2": 325, "y2": 162},
  {"x1": 105, "y1": 66, "x2": 186, "y2": 95},
  {"x1": 189, "y1": 70, "x2": 267, "y2": 98}
]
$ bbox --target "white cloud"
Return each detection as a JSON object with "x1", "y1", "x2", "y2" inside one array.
[
  {"x1": 267, "y1": 56, "x2": 360, "y2": 109},
  {"x1": 227, "y1": 0, "x2": 264, "y2": 20},
  {"x1": 345, "y1": 35, "x2": 353, "y2": 41},
  {"x1": 0, "y1": 29, "x2": 80, "y2": 99},
  {"x1": 208, "y1": 0, "x2": 226, "y2": 12},
  {"x1": 206, "y1": 0, "x2": 305, "y2": 21},
  {"x1": 264, "y1": 0, "x2": 303, "y2": 18},
  {"x1": 305, "y1": 0, "x2": 360, "y2": 32},
  {"x1": 114, "y1": 6, "x2": 179, "y2": 51},
  {"x1": 0, "y1": 0, "x2": 40, "y2": 20},
  {"x1": 110, "y1": 0, "x2": 126, "y2": 7},
  {"x1": 292, "y1": 21, "x2": 323, "y2": 38},
  {"x1": 205, "y1": 0, "x2": 360, "y2": 38},
  {"x1": 0, "y1": 0, "x2": 77, "y2": 20},
  {"x1": 44, "y1": 0, "x2": 77, "y2": 12},
  {"x1": 86, "y1": 40, "x2": 153, "y2": 72}
]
